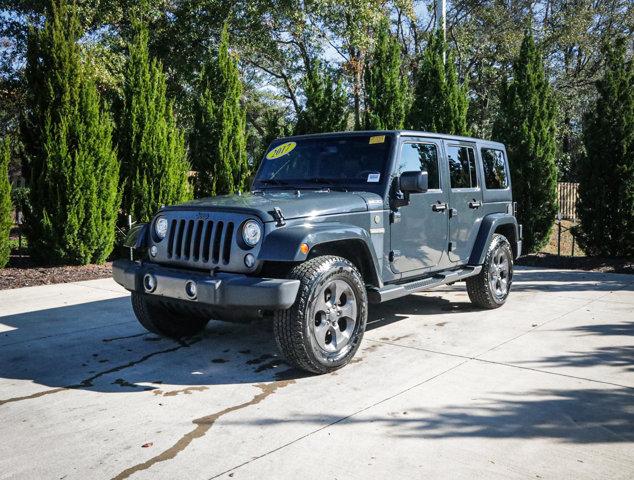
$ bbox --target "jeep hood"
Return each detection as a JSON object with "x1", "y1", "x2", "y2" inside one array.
[{"x1": 164, "y1": 191, "x2": 385, "y2": 222}]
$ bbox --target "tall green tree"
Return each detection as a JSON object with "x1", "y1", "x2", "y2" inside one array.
[
  {"x1": 363, "y1": 18, "x2": 409, "y2": 130},
  {"x1": 119, "y1": 23, "x2": 190, "y2": 222},
  {"x1": 254, "y1": 109, "x2": 292, "y2": 170},
  {"x1": 295, "y1": 62, "x2": 348, "y2": 135},
  {"x1": 409, "y1": 29, "x2": 469, "y2": 135},
  {"x1": 576, "y1": 39, "x2": 633, "y2": 257},
  {"x1": 21, "y1": 0, "x2": 119, "y2": 265},
  {"x1": 0, "y1": 136, "x2": 11, "y2": 268},
  {"x1": 493, "y1": 29, "x2": 558, "y2": 253},
  {"x1": 190, "y1": 23, "x2": 248, "y2": 197}
]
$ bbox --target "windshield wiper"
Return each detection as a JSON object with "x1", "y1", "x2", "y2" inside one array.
[
  {"x1": 303, "y1": 178, "x2": 348, "y2": 191},
  {"x1": 258, "y1": 179, "x2": 292, "y2": 186}
]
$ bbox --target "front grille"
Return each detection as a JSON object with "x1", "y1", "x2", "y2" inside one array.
[{"x1": 166, "y1": 218, "x2": 235, "y2": 265}]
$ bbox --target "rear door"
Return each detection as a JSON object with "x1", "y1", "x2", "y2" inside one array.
[
  {"x1": 390, "y1": 137, "x2": 449, "y2": 275},
  {"x1": 444, "y1": 141, "x2": 484, "y2": 263}
]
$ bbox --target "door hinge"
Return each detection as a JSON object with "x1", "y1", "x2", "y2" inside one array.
[
  {"x1": 389, "y1": 211, "x2": 401, "y2": 224},
  {"x1": 448, "y1": 242, "x2": 454, "y2": 251},
  {"x1": 388, "y1": 251, "x2": 396, "y2": 262}
]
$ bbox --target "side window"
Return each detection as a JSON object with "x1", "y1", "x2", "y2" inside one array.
[
  {"x1": 447, "y1": 145, "x2": 477, "y2": 189},
  {"x1": 481, "y1": 148, "x2": 508, "y2": 189},
  {"x1": 398, "y1": 143, "x2": 440, "y2": 189}
]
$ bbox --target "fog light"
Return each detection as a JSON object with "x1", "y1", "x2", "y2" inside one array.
[
  {"x1": 185, "y1": 280, "x2": 197, "y2": 299},
  {"x1": 150, "y1": 245, "x2": 158, "y2": 257},
  {"x1": 244, "y1": 253, "x2": 255, "y2": 268},
  {"x1": 143, "y1": 273, "x2": 156, "y2": 292}
]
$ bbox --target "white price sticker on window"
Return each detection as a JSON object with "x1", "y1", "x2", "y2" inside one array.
[{"x1": 367, "y1": 173, "x2": 381, "y2": 183}]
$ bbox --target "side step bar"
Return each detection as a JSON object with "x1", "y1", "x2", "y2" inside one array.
[{"x1": 367, "y1": 266, "x2": 482, "y2": 304}]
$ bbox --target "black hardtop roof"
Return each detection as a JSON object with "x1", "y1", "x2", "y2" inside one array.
[{"x1": 276, "y1": 130, "x2": 505, "y2": 149}]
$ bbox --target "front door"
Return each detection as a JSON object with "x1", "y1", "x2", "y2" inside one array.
[
  {"x1": 390, "y1": 138, "x2": 449, "y2": 275},
  {"x1": 444, "y1": 142, "x2": 484, "y2": 263}
]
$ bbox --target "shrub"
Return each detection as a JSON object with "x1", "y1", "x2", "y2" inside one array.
[
  {"x1": 0, "y1": 137, "x2": 12, "y2": 268},
  {"x1": 577, "y1": 39, "x2": 633, "y2": 257},
  {"x1": 409, "y1": 29, "x2": 469, "y2": 135},
  {"x1": 190, "y1": 23, "x2": 248, "y2": 197},
  {"x1": 21, "y1": 0, "x2": 120, "y2": 265},
  {"x1": 493, "y1": 30, "x2": 558, "y2": 253},
  {"x1": 364, "y1": 19, "x2": 409, "y2": 130},
  {"x1": 119, "y1": 23, "x2": 190, "y2": 221}
]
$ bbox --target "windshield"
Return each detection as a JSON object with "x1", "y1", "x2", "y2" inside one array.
[{"x1": 253, "y1": 135, "x2": 393, "y2": 192}]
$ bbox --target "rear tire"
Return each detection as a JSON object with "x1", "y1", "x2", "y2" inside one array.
[
  {"x1": 466, "y1": 234, "x2": 513, "y2": 309},
  {"x1": 274, "y1": 255, "x2": 367, "y2": 374},
  {"x1": 131, "y1": 293, "x2": 209, "y2": 338}
]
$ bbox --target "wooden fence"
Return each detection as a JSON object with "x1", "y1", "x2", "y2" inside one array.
[{"x1": 558, "y1": 182, "x2": 578, "y2": 221}]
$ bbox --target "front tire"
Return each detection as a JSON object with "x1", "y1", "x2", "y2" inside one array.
[
  {"x1": 466, "y1": 234, "x2": 513, "y2": 309},
  {"x1": 274, "y1": 255, "x2": 368, "y2": 374},
  {"x1": 131, "y1": 293, "x2": 209, "y2": 338}
]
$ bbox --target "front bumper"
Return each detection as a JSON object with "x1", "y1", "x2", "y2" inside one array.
[{"x1": 112, "y1": 259, "x2": 300, "y2": 310}]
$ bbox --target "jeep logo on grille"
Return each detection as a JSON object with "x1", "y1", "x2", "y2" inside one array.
[{"x1": 194, "y1": 212, "x2": 211, "y2": 220}]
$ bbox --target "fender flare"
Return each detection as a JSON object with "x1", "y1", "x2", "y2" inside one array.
[
  {"x1": 469, "y1": 214, "x2": 519, "y2": 265},
  {"x1": 258, "y1": 222, "x2": 382, "y2": 285}
]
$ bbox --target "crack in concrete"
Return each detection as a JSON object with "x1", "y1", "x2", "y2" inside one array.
[
  {"x1": 0, "y1": 339, "x2": 199, "y2": 407},
  {"x1": 206, "y1": 360, "x2": 469, "y2": 480},
  {"x1": 201, "y1": 287, "x2": 634, "y2": 478},
  {"x1": 111, "y1": 379, "x2": 295, "y2": 480},
  {"x1": 102, "y1": 333, "x2": 147, "y2": 343},
  {"x1": 365, "y1": 291, "x2": 634, "y2": 390}
]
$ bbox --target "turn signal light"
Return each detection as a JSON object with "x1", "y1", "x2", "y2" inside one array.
[{"x1": 300, "y1": 243, "x2": 310, "y2": 255}]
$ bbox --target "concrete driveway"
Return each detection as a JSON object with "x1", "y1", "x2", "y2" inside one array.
[{"x1": 1, "y1": 267, "x2": 633, "y2": 480}]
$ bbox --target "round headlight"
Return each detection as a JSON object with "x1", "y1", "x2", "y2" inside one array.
[
  {"x1": 154, "y1": 217, "x2": 168, "y2": 240},
  {"x1": 242, "y1": 220, "x2": 261, "y2": 246}
]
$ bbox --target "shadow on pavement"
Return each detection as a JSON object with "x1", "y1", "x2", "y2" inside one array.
[
  {"x1": 0, "y1": 297, "x2": 306, "y2": 397},
  {"x1": 0, "y1": 290, "x2": 471, "y2": 396},
  {"x1": 229, "y1": 386, "x2": 634, "y2": 443},
  {"x1": 524, "y1": 319, "x2": 634, "y2": 372},
  {"x1": 1, "y1": 267, "x2": 632, "y2": 403},
  {"x1": 367, "y1": 293, "x2": 479, "y2": 331},
  {"x1": 511, "y1": 268, "x2": 634, "y2": 293}
]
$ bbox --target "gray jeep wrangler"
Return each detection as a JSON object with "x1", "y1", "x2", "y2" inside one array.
[{"x1": 113, "y1": 131, "x2": 522, "y2": 374}]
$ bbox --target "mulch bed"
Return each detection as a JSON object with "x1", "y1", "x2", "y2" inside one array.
[
  {"x1": 517, "y1": 253, "x2": 634, "y2": 274},
  {"x1": 1, "y1": 254, "x2": 113, "y2": 290}
]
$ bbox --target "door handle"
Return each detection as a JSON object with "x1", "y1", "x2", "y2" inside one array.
[
  {"x1": 432, "y1": 202, "x2": 447, "y2": 212},
  {"x1": 468, "y1": 200, "x2": 482, "y2": 209}
]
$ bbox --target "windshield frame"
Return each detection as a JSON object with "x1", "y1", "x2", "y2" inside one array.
[{"x1": 252, "y1": 132, "x2": 397, "y2": 196}]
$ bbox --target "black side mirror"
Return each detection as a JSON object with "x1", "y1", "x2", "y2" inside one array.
[{"x1": 399, "y1": 170, "x2": 428, "y2": 194}]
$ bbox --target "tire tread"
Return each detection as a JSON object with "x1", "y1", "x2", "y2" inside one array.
[
  {"x1": 466, "y1": 234, "x2": 513, "y2": 309},
  {"x1": 273, "y1": 255, "x2": 366, "y2": 374}
]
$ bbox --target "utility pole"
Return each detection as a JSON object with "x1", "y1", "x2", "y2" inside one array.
[{"x1": 435, "y1": 0, "x2": 446, "y2": 63}]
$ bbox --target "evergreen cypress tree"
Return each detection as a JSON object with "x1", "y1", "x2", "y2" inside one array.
[
  {"x1": 254, "y1": 110, "x2": 292, "y2": 170},
  {"x1": 577, "y1": 39, "x2": 633, "y2": 257},
  {"x1": 119, "y1": 23, "x2": 190, "y2": 221},
  {"x1": 0, "y1": 137, "x2": 11, "y2": 268},
  {"x1": 493, "y1": 29, "x2": 558, "y2": 253},
  {"x1": 190, "y1": 23, "x2": 248, "y2": 198},
  {"x1": 363, "y1": 18, "x2": 409, "y2": 130},
  {"x1": 295, "y1": 62, "x2": 348, "y2": 135},
  {"x1": 409, "y1": 29, "x2": 469, "y2": 135},
  {"x1": 21, "y1": 0, "x2": 120, "y2": 265}
]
